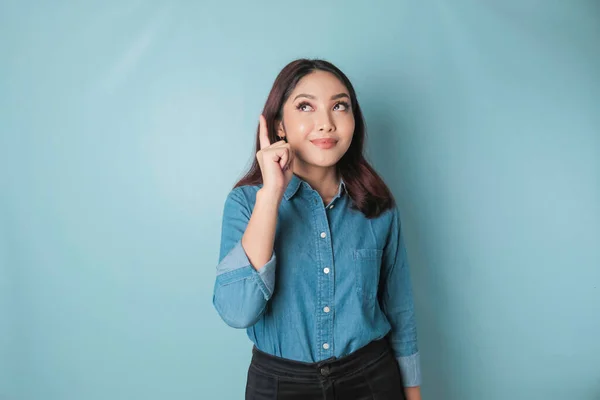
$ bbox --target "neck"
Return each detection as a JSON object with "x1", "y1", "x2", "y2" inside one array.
[{"x1": 293, "y1": 164, "x2": 340, "y2": 200}]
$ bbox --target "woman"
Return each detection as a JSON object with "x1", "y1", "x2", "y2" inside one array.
[{"x1": 213, "y1": 59, "x2": 422, "y2": 400}]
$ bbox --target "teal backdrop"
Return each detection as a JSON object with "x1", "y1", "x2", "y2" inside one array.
[{"x1": 1, "y1": 1, "x2": 599, "y2": 399}]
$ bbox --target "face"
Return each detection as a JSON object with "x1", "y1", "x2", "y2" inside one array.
[{"x1": 277, "y1": 70, "x2": 355, "y2": 170}]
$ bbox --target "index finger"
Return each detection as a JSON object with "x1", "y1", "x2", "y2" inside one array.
[{"x1": 258, "y1": 114, "x2": 271, "y2": 150}]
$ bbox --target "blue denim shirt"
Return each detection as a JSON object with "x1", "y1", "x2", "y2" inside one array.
[{"x1": 213, "y1": 173, "x2": 421, "y2": 387}]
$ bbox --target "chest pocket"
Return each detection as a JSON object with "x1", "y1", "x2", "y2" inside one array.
[{"x1": 352, "y1": 248, "x2": 383, "y2": 305}]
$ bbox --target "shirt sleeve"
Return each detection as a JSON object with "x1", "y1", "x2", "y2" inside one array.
[
  {"x1": 212, "y1": 188, "x2": 277, "y2": 329},
  {"x1": 379, "y1": 205, "x2": 422, "y2": 387}
]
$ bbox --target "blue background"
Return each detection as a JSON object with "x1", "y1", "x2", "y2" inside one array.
[{"x1": 1, "y1": 1, "x2": 599, "y2": 399}]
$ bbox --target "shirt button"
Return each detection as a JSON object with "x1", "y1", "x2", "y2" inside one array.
[
  {"x1": 323, "y1": 267, "x2": 330, "y2": 274},
  {"x1": 323, "y1": 306, "x2": 330, "y2": 313},
  {"x1": 329, "y1": 204, "x2": 335, "y2": 209},
  {"x1": 320, "y1": 232, "x2": 326, "y2": 238},
  {"x1": 323, "y1": 343, "x2": 330, "y2": 350}
]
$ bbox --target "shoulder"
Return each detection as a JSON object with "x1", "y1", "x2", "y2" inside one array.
[
  {"x1": 377, "y1": 204, "x2": 401, "y2": 240},
  {"x1": 223, "y1": 184, "x2": 262, "y2": 214},
  {"x1": 370, "y1": 203, "x2": 398, "y2": 227}
]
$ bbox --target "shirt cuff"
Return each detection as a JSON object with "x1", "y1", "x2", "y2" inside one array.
[
  {"x1": 397, "y1": 351, "x2": 422, "y2": 387},
  {"x1": 216, "y1": 240, "x2": 276, "y2": 300}
]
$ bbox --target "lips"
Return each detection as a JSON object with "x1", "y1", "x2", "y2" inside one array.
[{"x1": 310, "y1": 138, "x2": 338, "y2": 149}]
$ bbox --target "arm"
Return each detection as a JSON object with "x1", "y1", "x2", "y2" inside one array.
[
  {"x1": 379, "y1": 206, "x2": 422, "y2": 391},
  {"x1": 405, "y1": 386, "x2": 422, "y2": 400},
  {"x1": 212, "y1": 188, "x2": 280, "y2": 329}
]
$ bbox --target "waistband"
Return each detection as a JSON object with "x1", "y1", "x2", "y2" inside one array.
[{"x1": 250, "y1": 337, "x2": 392, "y2": 381}]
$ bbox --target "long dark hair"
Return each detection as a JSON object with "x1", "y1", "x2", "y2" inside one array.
[{"x1": 234, "y1": 58, "x2": 395, "y2": 219}]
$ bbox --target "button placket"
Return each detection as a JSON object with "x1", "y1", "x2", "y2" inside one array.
[{"x1": 315, "y1": 198, "x2": 333, "y2": 360}]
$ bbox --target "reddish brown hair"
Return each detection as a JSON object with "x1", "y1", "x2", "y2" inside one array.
[{"x1": 234, "y1": 58, "x2": 395, "y2": 219}]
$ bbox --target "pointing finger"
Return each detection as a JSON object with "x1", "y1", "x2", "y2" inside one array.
[{"x1": 258, "y1": 115, "x2": 271, "y2": 150}]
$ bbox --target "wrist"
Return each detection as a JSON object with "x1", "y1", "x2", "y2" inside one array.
[{"x1": 257, "y1": 188, "x2": 283, "y2": 207}]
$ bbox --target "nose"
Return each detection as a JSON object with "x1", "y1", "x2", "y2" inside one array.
[{"x1": 317, "y1": 112, "x2": 335, "y2": 132}]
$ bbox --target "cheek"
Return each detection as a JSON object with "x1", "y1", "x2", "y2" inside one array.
[
  {"x1": 297, "y1": 122, "x2": 313, "y2": 137},
  {"x1": 338, "y1": 116, "x2": 355, "y2": 137},
  {"x1": 286, "y1": 114, "x2": 314, "y2": 138}
]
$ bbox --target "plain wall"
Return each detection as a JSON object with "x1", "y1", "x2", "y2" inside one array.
[{"x1": 1, "y1": 1, "x2": 599, "y2": 399}]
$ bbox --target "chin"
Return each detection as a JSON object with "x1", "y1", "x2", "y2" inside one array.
[
  {"x1": 294, "y1": 145, "x2": 347, "y2": 168},
  {"x1": 306, "y1": 156, "x2": 343, "y2": 168}
]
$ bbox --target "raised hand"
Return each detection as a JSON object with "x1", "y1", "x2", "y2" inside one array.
[{"x1": 256, "y1": 114, "x2": 295, "y2": 198}]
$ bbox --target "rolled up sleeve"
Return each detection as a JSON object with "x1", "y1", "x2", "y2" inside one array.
[
  {"x1": 212, "y1": 188, "x2": 277, "y2": 329},
  {"x1": 379, "y1": 206, "x2": 422, "y2": 387}
]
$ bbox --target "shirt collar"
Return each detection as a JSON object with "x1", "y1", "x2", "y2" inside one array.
[{"x1": 283, "y1": 173, "x2": 347, "y2": 201}]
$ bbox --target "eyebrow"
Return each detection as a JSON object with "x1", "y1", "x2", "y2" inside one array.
[{"x1": 293, "y1": 93, "x2": 350, "y2": 101}]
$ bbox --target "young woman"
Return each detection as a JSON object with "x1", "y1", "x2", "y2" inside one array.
[{"x1": 213, "y1": 59, "x2": 422, "y2": 400}]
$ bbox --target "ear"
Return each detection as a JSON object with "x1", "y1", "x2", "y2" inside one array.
[{"x1": 276, "y1": 119, "x2": 286, "y2": 139}]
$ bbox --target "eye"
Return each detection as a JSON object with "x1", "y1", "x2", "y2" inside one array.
[
  {"x1": 295, "y1": 101, "x2": 313, "y2": 112},
  {"x1": 333, "y1": 101, "x2": 350, "y2": 111}
]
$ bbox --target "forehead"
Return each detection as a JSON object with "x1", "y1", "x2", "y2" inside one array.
[{"x1": 290, "y1": 70, "x2": 349, "y2": 98}]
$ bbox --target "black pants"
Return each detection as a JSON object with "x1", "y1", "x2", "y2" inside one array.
[{"x1": 245, "y1": 338, "x2": 406, "y2": 400}]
